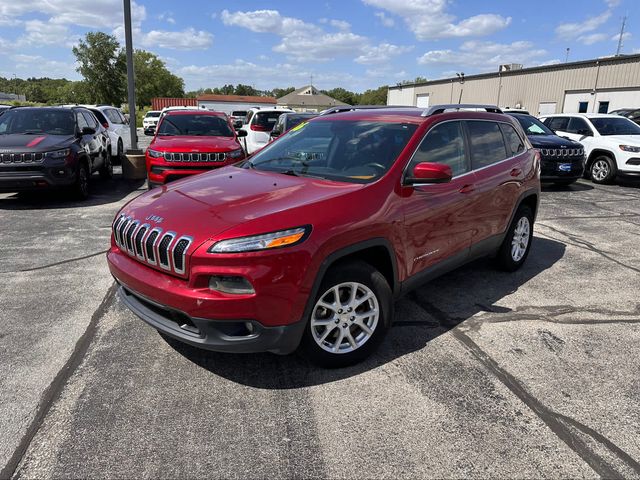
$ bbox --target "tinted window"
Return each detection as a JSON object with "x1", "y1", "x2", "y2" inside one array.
[
  {"x1": 82, "y1": 111, "x2": 98, "y2": 129},
  {"x1": 591, "y1": 117, "x2": 640, "y2": 136},
  {"x1": 0, "y1": 109, "x2": 75, "y2": 135},
  {"x1": 598, "y1": 101, "x2": 609, "y2": 114},
  {"x1": 105, "y1": 109, "x2": 124, "y2": 124},
  {"x1": 409, "y1": 121, "x2": 468, "y2": 176},
  {"x1": 254, "y1": 112, "x2": 283, "y2": 129},
  {"x1": 244, "y1": 120, "x2": 417, "y2": 184},
  {"x1": 546, "y1": 117, "x2": 569, "y2": 132},
  {"x1": 232, "y1": 110, "x2": 247, "y2": 117},
  {"x1": 512, "y1": 114, "x2": 554, "y2": 136},
  {"x1": 146, "y1": 111, "x2": 161, "y2": 118},
  {"x1": 244, "y1": 111, "x2": 254, "y2": 125},
  {"x1": 157, "y1": 114, "x2": 234, "y2": 137},
  {"x1": 285, "y1": 114, "x2": 316, "y2": 131},
  {"x1": 466, "y1": 121, "x2": 508, "y2": 169},
  {"x1": 578, "y1": 102, "x2": 589, "y2": 113},
  {"x1": 501, "y1": 124, "x2": 525, "y2": 155},
  {"x1": 76, "y1": 112, "x2": 89, "y2": 130},
  {"x1": 90, "y1": 109, "x2": 108, "y2": 125},
  {"x1": 566, "y1": 117, "x2": 591, "y2": 135}
]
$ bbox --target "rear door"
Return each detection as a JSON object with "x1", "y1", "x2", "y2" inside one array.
[
  {"x1": 402, "y1": 120, "x2": 476, "y2": 277},
  {"x1": 105, "y1": 108, "x2": 131, "y2": 150},
  {"x1": 464, "y1": 120, "x2": 526, "y2": 246}
]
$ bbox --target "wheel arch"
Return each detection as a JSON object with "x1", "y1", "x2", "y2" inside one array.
[{"x1": 586, "y1": 148, "x2": 616, "y2": 171}]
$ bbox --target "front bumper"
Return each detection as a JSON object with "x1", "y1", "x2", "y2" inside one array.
[
  {"x1": 117, "y1": 284, "x2": 306, "y2": 354},
  {"x1": 540, "y1": 157, "x2": 584, "y2": 181},
  {"x1": 0, "y1": 161, "x2": 76, "y2": 192}
]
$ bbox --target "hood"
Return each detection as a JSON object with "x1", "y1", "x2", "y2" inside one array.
[
  {"x1": 598, "y1": 134, "x2": 640, "y2": 145},
  {"x1": 0, "y1": 134, "x2": 74, "y2": 153},
  {"x1": 119, "y1": 166, "x2": 363, "y2": 246},
  {"x1": 526, "y1": 134, "x2": 581, "y2": 149},
  {"x1": 150, "y1": 135, "x2": 241, "y2": 152}
]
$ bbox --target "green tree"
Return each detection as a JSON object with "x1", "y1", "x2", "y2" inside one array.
[
  {"x1": 133, "y1": 50, "x2": 184, "y2": 107},
  {"x1": 322, "y1": 87, "x2": 357, "y2": 105},
  {"x1": 357, "y1": 85, "x2": 388, "y2": 105},
  {"x1": 234, "y1": 84, "x2": 258, "y2": 96},
  {"x1": 72, "y1": 32, "x2": 126, "y2": 105},
  {"x1": 271, "y1": 87, "x2": 295, "y2": 98}
]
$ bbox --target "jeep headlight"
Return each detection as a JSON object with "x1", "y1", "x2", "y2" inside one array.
[
  {"x1": 619, "y1": 145, "x2": 640, "y2": 153},
  {"x1": 209, "y1": 226, "x2": 310, "y2": 253},
  {"x1": 45, "y1": 148, "x2": 70, "y2": 159},
  {"x1": 147, "y1": 149, "x2": 164, "y2": 158}
]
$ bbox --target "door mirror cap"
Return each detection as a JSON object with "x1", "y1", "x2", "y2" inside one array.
[
  {"x1": 236, "y1": 129, "x2": 247, "y2": 138},
  {"x1": 406, "y1": 162, "x2": 453, "y2": 185}
]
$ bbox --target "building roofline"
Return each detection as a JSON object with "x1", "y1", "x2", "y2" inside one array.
[{"x1": 389, "y1": 54, "x2": 640, "y2": 91}]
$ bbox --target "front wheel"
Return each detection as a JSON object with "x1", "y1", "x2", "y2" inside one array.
[
  {"x1": 495, "y1": 205, "x2": 533, "y2": 272},
  {"x1": 72, "y1": 163, "x2": 90, "y2": 200},
  {"x1": 300, "y1": 261, "x2": 392, "y2": 368},
  {"x1": 590, "y1": 156, "x2": 617, "y2": 184}
]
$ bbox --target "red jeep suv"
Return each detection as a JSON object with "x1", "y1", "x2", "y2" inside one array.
[
  {"x1": 108, "y1": 104, "x2": 540, "y2": 367},
  {"x1": 146, "y1": 110, "x2": 247, "y2": 188}
]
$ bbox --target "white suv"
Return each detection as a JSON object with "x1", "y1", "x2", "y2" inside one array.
[
  {"x1": 85, "y1": 105, "x2": 132, "y2": 162},
  {"x1": 142, "y1": 110, "x2": 161, "y2": 135},
  {"x1": 540, "y1": 113, "x2": 640, "y2": 184},
  {"x1": 240, "y1": 107, "x2": 294, "y2": 154}
]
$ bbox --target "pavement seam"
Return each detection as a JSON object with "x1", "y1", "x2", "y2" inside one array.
[
  {"x1": 1, "y1": 282, "x2": 118, "y2": 480},
  {"x1": 410, "y1": 296, "x2": 640, "y2": 478},
  {"x1": 0, "y1": 250, "x2": 108, "y2": 274}
]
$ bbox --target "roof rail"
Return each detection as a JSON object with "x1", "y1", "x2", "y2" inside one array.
[
  {"x1": 319, "y1": 105, "x2": 417, "y2": 116},
  {"x1": 422, "y1": 104, "x2": 503, "y2": 116}
]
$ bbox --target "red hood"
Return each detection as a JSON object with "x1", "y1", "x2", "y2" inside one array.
[
  {"x1": 119, "y1": 167, "x2": 363, "y2": 247},
  {"x1": 150, "y1": 135, "x2": 241, "y2": 152}
]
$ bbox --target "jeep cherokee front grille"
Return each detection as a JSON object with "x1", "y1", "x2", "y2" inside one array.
[
  {"x1": 540, "y1": 148, "x2": 584, "y2": 158},
  {"x1": 0, "y1": 152, "x2": 45, "y2": 163},
  {"x1": 112, "y1": 215, "x2": 193, "y2": 276},
  {"x1": 163, "y1": 152, "x2": 227, "y2": 162}
]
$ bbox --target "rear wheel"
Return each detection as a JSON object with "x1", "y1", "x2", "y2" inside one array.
[
  {"x1": 300, "y1": 261, "x2": 392, "y2": 368},
  {"x1": 99, "y1": 152, "x2": 113, "y2": 179},
  {"x1": 112, "y1": 139, "x2": 123, "y2": 165},
  {"x1": 590, "y1": 155, "x2": 617, "y2": 184},
  {"x1": 495, "y1": 205, "x2": 533, "y2": 272}
]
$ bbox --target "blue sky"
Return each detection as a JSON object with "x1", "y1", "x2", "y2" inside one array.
[{"x1": 0, "y1": 0, "x2": 637, "y2": 92}]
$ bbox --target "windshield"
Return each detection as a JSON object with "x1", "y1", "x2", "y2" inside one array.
[
  {"x1": 146, "y1": 111, "x2": 161, "y2": 118},
  {"x1": 0, "y1": 109, "x2": 75, "y2": 135},
  {"x1": 157, "y1": 114, "x2": 234, "y2": 137},
  {"x1": 232, "y1": 111, "x2": 247, "y2": 117},
  {"x1": 242, "y1": 119, "x2": 418, "y2": 184},
  {"x1": 513, "y1": 115, "x2": 554, "y2": 136},
  {"x1": 591, "y1": 117, "x2": 640, "y2": 135}
]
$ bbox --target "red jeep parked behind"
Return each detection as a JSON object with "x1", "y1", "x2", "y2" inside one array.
[
  {"x1": 146, "y1": 110, "x2": 247, "y2": 188},
  {"x1": 108, "y1": 104, "x2": 540, "y2": 367}
]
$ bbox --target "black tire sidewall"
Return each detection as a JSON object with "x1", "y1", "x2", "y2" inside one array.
[
  {"x1": 100, "y1": 152, "x2": 113, "y2": 179},
  {"x1": 300, "y1": 261, "x2": 392, "y2": 368},
  {"x1": 590, "y1": 155, "x2": 617, "y2": 184},
  {"x1": 74, "y1": 163, "x2": 90, "y2": 200},
  {"x1": 496, "y1": 205, "x2": 533, "y2": 272}
]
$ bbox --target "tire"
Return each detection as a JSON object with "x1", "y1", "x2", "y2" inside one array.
[
  {"x1": 495, "y1": 205, "x2": 533, "y2": 272},
  {"x1": 112, "y1": 139, "x2": 123, "y2": 165},
  {"x1": 590, "y1": 155, "x2": 617, "y2": 184},
  {"x1": 72, "y1": 162, "x2": 90, "y2": 200},
  {"x1": 99, "y1": 152, "x2": 113, "y2": 179},
  {"x1": 299, "y1": 261, "x2": 392, "y2": 368}
]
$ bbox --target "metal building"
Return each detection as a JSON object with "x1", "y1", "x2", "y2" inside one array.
[{"x1": 387, "y1": 54, "x2": 640, "y2": 116}]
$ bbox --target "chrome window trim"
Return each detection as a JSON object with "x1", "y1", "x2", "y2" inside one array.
[
  {"x1": 172, "y1": 236, "x2": 193, "y2": 275},
  {"x1": 402, "y1": 118, "x2": 528, "y2": 185},
  {"x1": 145, "y1": 228, "x2": 163, "y2": 266},
  {"x1": 157, "y1": 232, "x2": 177, "y2": 271}
]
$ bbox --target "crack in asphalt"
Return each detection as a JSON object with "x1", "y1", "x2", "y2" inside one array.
[
  {"x1": 1, "y1": 282, "x2": 117, "y2": 480},
  {"x1": 539, "y1": 213, "x2": 640, "y2": 221},
  {"x1": 408, "y1": 297, "x2": 640, "y2": 478},
  {"x1": 536, "y1": 223, "x2": 640, "y2": 274},
  {"x1": 0, "y1": 250, "x2": 108, "y2": 274}
]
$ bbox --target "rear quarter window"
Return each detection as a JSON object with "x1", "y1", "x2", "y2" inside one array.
[
  {"x1": 500, "y1": 123, "x2": 525, "y2": 156},
  {"x1": 466, "y1": 121, "x2": 508, "y2": 170}
]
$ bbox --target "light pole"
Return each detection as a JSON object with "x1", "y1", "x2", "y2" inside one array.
[{"x1": 123, "y1": 0, "x2": 139, "y2": 152}]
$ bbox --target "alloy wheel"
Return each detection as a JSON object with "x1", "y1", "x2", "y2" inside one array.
[
  {"x1": 511, "y1": 216, "x2": 530, "y2": 262},
  {"x1": 592, "y1": 160, "x2": 609, "y2": 181},
  {"x1": 310, "y1": 282, "x2": 379, "y2": 354}
]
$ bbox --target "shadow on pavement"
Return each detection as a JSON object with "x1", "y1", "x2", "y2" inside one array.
[
  {"x1": 0, "y1": 170, "x2": 146, "y2": 210},
  {"x1": 541, "y1": 181, "x2": 593, "y2": 192},
  {"x1": 165, "y1": 237, "x2": 566, "y2": 389}
]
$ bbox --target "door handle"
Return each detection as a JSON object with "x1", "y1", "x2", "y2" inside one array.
[
  {"x1": 510, "y1": 168, "x2": 522, "y2": 177},
  {"x1": 459, "y1": 184, "x2": 475, "y2": 194}
]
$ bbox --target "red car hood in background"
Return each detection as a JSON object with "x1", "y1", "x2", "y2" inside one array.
[
  {"x1": 120, "y1": 167, "x2": 363, "y2": 247},
  {"x1": 150, "y1": 135, "x2": 241, "y2": 152}
]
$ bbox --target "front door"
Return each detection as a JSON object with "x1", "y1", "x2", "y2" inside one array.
[{"x1": 402, "y1": 120, "x2": 475, "y2": 277}]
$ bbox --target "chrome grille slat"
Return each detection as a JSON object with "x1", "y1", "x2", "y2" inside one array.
[
  {"x1": 172, "y1": 236, "x2": 192, "y2": 274},
  {"x1": 134, "y1": 224, "x2": 150, "y2": 260},
  {"x1": 163, "y1": 152, "x2": 227, "y2": 162},
  {"x1": 0, "y1": 152, "x2": 46, "y2": 163},
  {"x1": 125, "y1": 221, "x2": 140, "y2": 255},
  {"x1": 145, "y1": 229, "x2": 162, "y2": 265},
  {"x1": 157, "y1": 232, "x2": 176, "y2": 270}
]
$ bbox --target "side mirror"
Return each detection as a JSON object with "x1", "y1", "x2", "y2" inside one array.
[
  {"x1": 577, "y1": 128, "x2": 592, "y2": 137},
  {"x1": 236, "y1": 129, "x2": 248, "y2": 138},
  {"x1": 405, "y1": 162, "x2": 452, "y2": 185},
  {"x1": 81, "y1": 127, "x2": 96, "y2": 135},
  {"x1": 234, "y1": 120, "x2": 243, "y2": 129}
]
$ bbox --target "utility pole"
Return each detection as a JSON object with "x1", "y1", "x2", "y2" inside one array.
[
  {"x1": 123, "y1": 0, "x2": 138, "y2": 151},
  {"x1": 565, "y1": 48, "x2": 570, "y2": 63},
  {"x1": 615, "y1": 16, "x2": 627, "y2": 56}
]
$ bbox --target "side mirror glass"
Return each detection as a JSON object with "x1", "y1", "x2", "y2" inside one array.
[
  {"x1": 236, "y1": 129, "x2": 248, "y2": 138},
  {"x1": 406, "y1": 162, "x2": 453, "y2": 185}
]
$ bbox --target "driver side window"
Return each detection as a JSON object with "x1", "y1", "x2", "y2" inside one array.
[{"x1": 408, "y1": 121, "x2": 468, "y2": 177}]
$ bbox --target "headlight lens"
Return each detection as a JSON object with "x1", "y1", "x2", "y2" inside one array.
[
  {"x1": 227, "y1": 148, "x2": 244, "y2": 159},
  {"x1": 209, "y1": 226, "x2": 310, "y2": 253},
  {"x1": 147, "y1": 148, "x2": 164, "y2": 158},
  {"x1": 45, "y1": 148, "x2": 70, "y2": 159},
  {"x1": 619, "y1": 145, "x2": 640, "y2": 153}
]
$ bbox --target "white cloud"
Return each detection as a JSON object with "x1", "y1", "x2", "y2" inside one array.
[
  {"x1": 329, "y1": 19, "x2": 351, "y2": 31},
  {"x1": 555, "y1": 11, "x2": 610, "y2": 39},
  {"x1": 355, "y1": 43, "x2": 413, "y2": 64},
  {"x1": 611, "y1": 31, "x2": 631, "y2": 42},
  {"x1": 417, "y1": 40, "x2": 548, "y2": 71},
  {"x1": 139, "y1": 28, "x2": 213, "y2": 50},
  {"x1": 362, "y1": 0, "x2": 511, "y2": 40},
  {"x1": 10, "y1": 54, "x2": 78, "y2": 79},
  {"x1": 157, "y1": 12, "x2": 176, "y2": 25},
  {"x1": 374, "y1": 12, "x2": 394, "y2": 27},
  {"x1": 18, "y1": 19, "x2": 79, "y2": 47},
  {"x1": 579, "y1": 33, "x2": 608, "y2": 45},
  {"x1": 221, "y1": 9, "x2": 315, "y2": 35}
]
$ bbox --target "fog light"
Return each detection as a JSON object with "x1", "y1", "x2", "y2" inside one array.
[
  {"x1": 209, "y1": 275, "x2": 255, "y2": 295},
  {"x1": 245, "y1": 322, "x2": 255, "y2": 334}
]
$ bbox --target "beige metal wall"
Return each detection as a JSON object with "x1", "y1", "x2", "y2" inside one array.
[{"x1": 390, "y1": 56, "x2": 640, "y2": 115}]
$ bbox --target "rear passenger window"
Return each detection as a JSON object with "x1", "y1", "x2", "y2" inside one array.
[
  {"x1": 501, "y1": 124, "x2": 525, "y2": 156},
  {"x1": 466, "y1": 121, "x2": 508, "y2": 169},
  {"x1": 82, "y1": 112, "x2": 98, "y2": 129},
  {"x1": 76, "y1": 112, "x2": 89, "y2": 131},
  {"x1": 546, "y1": 117, "x2": 569, "y2": 132},
  {"x1": 409, "y1": 121, "x2": 468, "y2": 177},
  {"x1": 566, "y1": 117, "x2": 591, "y2": 135}
]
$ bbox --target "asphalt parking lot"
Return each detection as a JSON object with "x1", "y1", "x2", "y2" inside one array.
[{"x1": 1, "y1": 168, "x2": 639, "y2": 478}]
